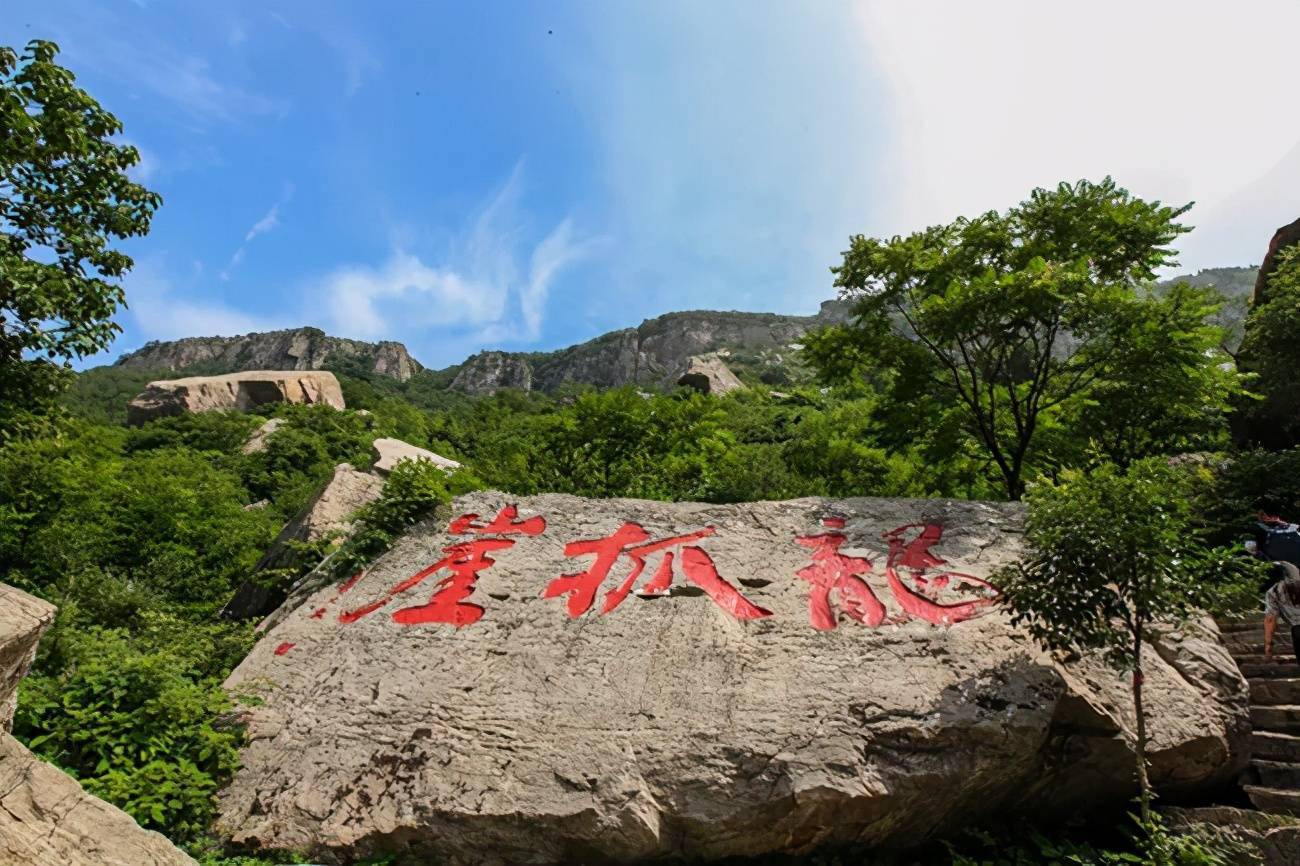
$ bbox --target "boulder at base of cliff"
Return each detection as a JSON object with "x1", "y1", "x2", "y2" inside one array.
[
  {"x1": 371, "y1": 437, "x2": 461, "y2": 475},
  {"x1": 0, "y1": 585, "x2": 196, "y2": 865},
  {"x1": 240, "y1": 417, "x2": 286, "y2": 455},
  {"x1": 127, "y1": 370, "x2": 345, "y2": 425},
  {"x1": 677, "y1": 354, "x2": 744, "y2": 395},
  {"x1": 217, "y1": 493, "x2": 1248, "y2": 865},
  {"x1": 222, "y1": 463, "x2": 386, "y2": 621}
]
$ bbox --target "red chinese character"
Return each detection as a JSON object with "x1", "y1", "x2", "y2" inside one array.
[
  {"x1": 449, "y1": 504, "x2": 546, "y2": 537},
  {"x1": 795, "y1": 519, "x2": 884, "y2": 630},
  {"x1": 337, "y1": 506, "x2": 544, "y2": 627},
  {"x1": 544, "y1": 522, "x2": 771, "y2": 621},
  {"x1": 882, "y1": 523, "x2": 999, "y2": 626}
]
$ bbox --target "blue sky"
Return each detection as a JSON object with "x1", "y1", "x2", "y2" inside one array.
[{"x1": 6, "y1": 2, "x2": 1300, "y2": 369}]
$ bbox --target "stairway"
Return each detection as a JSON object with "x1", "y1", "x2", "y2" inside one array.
[{"x1": 1220, "y1": 615, "x2": 1300, "y2": 815}]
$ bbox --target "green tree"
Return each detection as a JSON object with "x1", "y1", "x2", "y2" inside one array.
[
  {"x1": 826, "y1": 178, "x2": 1191, "y2": 498},
  {"x1": 998, "y1": 460, "x2": 1236, "y2": 832},
  {"x1": 1066, "y1": 282, "x2": 1242, "y2": 466},
  {"x1": 1237, "y1": 244, "x2": 1300, "y2": 449},
  {"x1": 1, "y1": 40, "x2": 160, "y2": 435}
]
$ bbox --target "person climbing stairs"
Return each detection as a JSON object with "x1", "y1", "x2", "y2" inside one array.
[{"x1": 1220, "y1": 614, "x2": 1300, "y2": 814}]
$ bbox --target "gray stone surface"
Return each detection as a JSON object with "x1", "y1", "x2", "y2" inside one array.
[
  {"x1": 371, "y1": 438, "x2": 461, "y2": 475},
  {"x1": 217, "y1": 493, "x2": 1248, "y2": 865},
  {"x1": 127, "y1": 370, "x2": 345, "y2": 425},
  {"x1": 450, "y1": 351, "x2": 534, "y2": 395},
  {"x1": 222, "y1": 464, "x2": 386, "y2": 621},
  {"x1": 241, "y1": 417, "x2": 286, "y2": 455},
  {"x1": 0, "y1": 584, "x2": 196, "y2": 865},
  {"x1": 0, "y1": 585, "x2": 53, "y2": 733},
  {"x1": 115, "y1": 328, "x2": 422, "y2": 381}
]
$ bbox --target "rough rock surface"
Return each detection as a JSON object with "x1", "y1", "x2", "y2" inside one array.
[
  {"x1": 222, "y1": 464, "x2": 386, "y2": 621},
  {"x1": 0, "y1": 584, "x2": 195, "y2": 865},
  {"x1": 371, "y1": 438, "x2": 461, "y2": 475},
  {"x1": 1254, "y1": 216, "x2": 1300, "y2": 304},
  {"x1": 0, "y1": 586, "x2": 53, "y2": 732},
  {"x1": 450, "y1": 351, "x2": 534, "y2": 394},
  {"x1": 240, "y1": 417, "x2": 286, "y2": 455},
  {"x1": 218, "y1": 493, "x2": 1248, "y2": 865},
  {"x1": 450, "y1": 302, "x2": 849, "y2": 395},
  {"x1": 115, "y1": 327, "x2": 422, "y2": 381},
  {"x1": 127, "y1": 370, "x2": 345, "y2": 425},
  {"x1": 677, "y1": 354, "x2": 745, "y2": 395}
]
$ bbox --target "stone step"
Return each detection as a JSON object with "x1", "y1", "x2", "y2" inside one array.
[
  {"x1": 1224, "y1": 639, "x2": 1296, "y2": 655},
  {"x1": 1252, "y1": 678, "x2": 1300, "y2": 705},
  {"x1": 1252, "y1": 759, "x2": 1300, "y2": 788},
  {"x1": 1240, "y1": 660, "x2": 1300, "y2": 678},
  {"x1": 1252, "y1": 731, "x2": 1300, "y2": 762},
  {"x1": 1220, "y1": 617, "x2": 1267, "y2": 633},
  {"x1": 1253, "y1": 705, "x2": 1300, "y2": 733},
  {"x1": 1244, "y1": 785, "x2": 1300, "y2": 816}
]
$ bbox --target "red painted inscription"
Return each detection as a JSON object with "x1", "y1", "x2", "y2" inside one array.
[
  {"x1": 544, "y1": 522, "x2": 772, "y2": 620},
  {"x1": 339, "y1": 506, "x2": 546, "y2": 627},
  {"x1": 795, "y1": 518, "x2": 883, "y2": 630}
]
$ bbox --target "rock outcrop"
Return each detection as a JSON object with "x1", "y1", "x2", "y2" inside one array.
[
  {"x1": 217, "y1": 493, "x2": 1247, "y2": 865},
  {"x1": 115, "y1": 327, "x2": 422, "y2": 382},
  {"x1": 222, "y1": 464, "x2": 386, "y2": 621},
  {"x1": 1254, "y1": 216, "x2": 1300, "y2": 305},
  {"x1": 677, "y1": 354, "x2": 744, "y2": 395},
  {"x1": 450, "y1": 351, "x2": 533, "y2": 395},
  {"x1": 240, "y1": 417, "x2": 286, "y2": 455},
  {"x1": 0, "y1": 585, "x2": 196, "y2": 865},
  {"x1": 450, "y1": 303, "x2": 849, "y2": 395},
  {"x1": 127, "y1": 371, "x2": 345, "y2": 425},
  {"x1": 371, "y1": 438, "x2": 461, "y2": 475}
]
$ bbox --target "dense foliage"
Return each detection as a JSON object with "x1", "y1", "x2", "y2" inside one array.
[
  {"x1": 818, "y1": 178, "x2": 1240, "y2": 498},
  {"x1": 1237, "y1": 244, "x2": 1300, "y2": 448},
  {"x1": 0, "y1": 40, "x2": 160, "y2": 437},
  {"x1": 999, "y1": 460, "x2": 1253, "y2": 833}
]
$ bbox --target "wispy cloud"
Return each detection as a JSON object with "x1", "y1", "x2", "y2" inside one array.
[
  {"x1": 221, "y1": 186, "x2": 293, "y2": 280},
  {"x1": 244, "y1": 204, "x2": 281, "y2": 242},
  {"x1": 125, "y1": 258, "x2": 286, "y2": 343},
  {"x1": 321, "y1": 165, "x2": 596, "y2": 344}
]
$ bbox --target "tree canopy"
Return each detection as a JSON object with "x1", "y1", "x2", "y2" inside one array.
[
  {"x1": 1, "y1": 40, "x2": 160, "y2": 436},
  {"x1": 818, "y1": 178, "x2": 1241, "y2": 498}
]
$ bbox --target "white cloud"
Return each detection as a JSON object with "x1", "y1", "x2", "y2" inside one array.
[
  {"x1": 125, "y1": 258, "x2": 285, "y2": 341},
  {"x1": 244, "y1": 204, "x2": 280, "y2": 242},
  {"x1": 857, "y1": 0, "x2": 1300, "y2": 270},
  {"x1": 321, "y1": 166, "x2": 595, "y2": 343}
]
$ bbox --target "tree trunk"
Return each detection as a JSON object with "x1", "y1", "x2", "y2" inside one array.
[{"x1": 1133, "y1": 622, "x2": 1153, "y2": 826}]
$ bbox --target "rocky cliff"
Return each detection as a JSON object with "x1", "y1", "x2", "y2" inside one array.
[
  {"x1": 218, "y1": 492, "x2": 1247, "y2": 864},
  {"x1": 115, "y1": 327, "x2": 422, "y2": 382},
  {"x1": 451, "y1": 300, "x2": 850, "y2": 395}
]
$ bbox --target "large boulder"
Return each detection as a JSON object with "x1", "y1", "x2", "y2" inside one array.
[
  {"x1": 127, "y1": 370, "x2": 345, "y2": 425},
  {"x1": 0, "y1": 585, "x2": 196, "y2": 865},
  {"x1": 371, "y1": 438, "x2": 461, "y2": 475},
  {"x1": 217, "y1": 493, "x2": 1248, "y2": 865},
  {"x1": 677, "y1": 353, "x2": 744, "y2": 395},
  {"x1": 222, "y1": 463, "x2": 386, "y2": 621}
]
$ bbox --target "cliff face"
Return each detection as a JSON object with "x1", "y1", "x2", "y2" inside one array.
[
  {"x1": 451, "y1": 300, "x2": 849, "y2": 395},
  {"x1": 114, "y1": 328, "x2": 422, "y2": 382}
]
